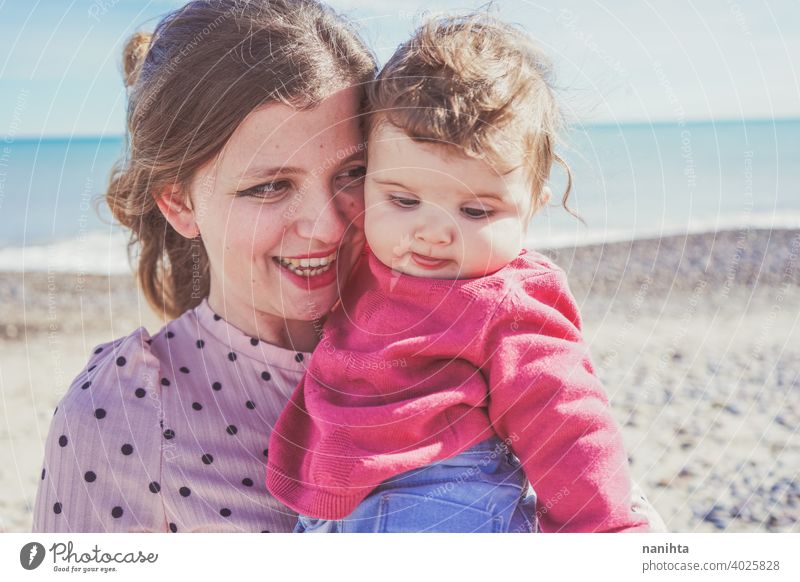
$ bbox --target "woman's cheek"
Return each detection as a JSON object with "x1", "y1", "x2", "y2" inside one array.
[{"x1": 339, "y1": 188, "x2": 364, "y2": 230}]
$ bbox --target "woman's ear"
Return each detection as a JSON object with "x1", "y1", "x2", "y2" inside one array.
[{"x1": 154, "y1": 185, "x2": 200, "y2": 238}]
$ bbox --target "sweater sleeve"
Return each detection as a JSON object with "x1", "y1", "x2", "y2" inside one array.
[
  {"x1": 32, "y1": 328, "x2": 167, "y2": 533},
  {"x1": 478, "y1": 270, "x2": 649, "y2": 533}
]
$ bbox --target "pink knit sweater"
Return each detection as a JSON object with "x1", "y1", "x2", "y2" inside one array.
[{"x1": 266, "y1": 247, "x2": 649, "y2": 532}]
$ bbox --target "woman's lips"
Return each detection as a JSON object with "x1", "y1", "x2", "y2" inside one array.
[
  {"x1": 411, "y1": 252, "x2": 450, "y2": 270},
  {"x1": 273, "y1": 256, "x2": 339, "y2": 290}
]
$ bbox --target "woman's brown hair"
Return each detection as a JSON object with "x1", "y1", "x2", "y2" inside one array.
[{"x1": 109, "y1": 0, "x2": 376, "y2": 319}]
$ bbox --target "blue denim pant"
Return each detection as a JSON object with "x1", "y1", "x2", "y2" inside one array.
[{"x1": 294, "y1": 436, "x2": 538, "y2": 533}]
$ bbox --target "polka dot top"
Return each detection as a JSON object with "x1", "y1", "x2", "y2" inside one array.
[{"x1": 32, "y1": 299, "x2": 311, "y2": 533}]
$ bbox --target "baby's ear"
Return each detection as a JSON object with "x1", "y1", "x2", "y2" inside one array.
[
  {"x1": 154, "y1": 185, "x2": 200, "y2": 238},
  {"x1": 535, "y1": 186, "x2": 552, "y2": 212},
  {"x1": 526, "y1": 186, "x2": 551, "y2": 223}
]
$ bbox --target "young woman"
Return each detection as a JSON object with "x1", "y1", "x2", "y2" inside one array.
[{"x1": 32, "y1": 0, "x2": 376, "y2": 533}]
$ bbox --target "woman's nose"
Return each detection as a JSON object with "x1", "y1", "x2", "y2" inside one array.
[{"x1": 294, "y1": 187, "x2": 350, "y2": 244}]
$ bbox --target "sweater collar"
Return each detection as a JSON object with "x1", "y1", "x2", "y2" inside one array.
[{"x1": 364, "y1": 245, "x2": 530, "y2": 296}]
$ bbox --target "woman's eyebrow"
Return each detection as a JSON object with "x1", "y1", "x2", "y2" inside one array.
[
  {"x1": 336, "y1": 150, "x2": 366, "y2": 166},
  {"x1": 239, "y1": 165, "x2": 304, "y2": 180}
]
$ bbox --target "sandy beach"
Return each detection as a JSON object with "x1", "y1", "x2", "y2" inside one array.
[{"x1": 1, "y1": 228, "x2": 798, "y2": 533}]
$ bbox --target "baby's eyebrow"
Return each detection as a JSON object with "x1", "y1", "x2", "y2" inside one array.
[
  {"x1": 459, "y1": 191, "x2": 507, "y2": 203},
  {"x1": 370, "y1": 178, "x2": 414, "y2": 190}
]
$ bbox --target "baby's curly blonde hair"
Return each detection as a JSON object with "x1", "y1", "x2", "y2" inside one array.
[{"x1": 366, "y1": 13, "x2": 573, "y2": 217}]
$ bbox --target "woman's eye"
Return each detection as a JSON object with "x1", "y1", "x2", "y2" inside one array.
[
  {"x1": 461, "y1": 206, "x2": 493, "y2": 219},
  {"x1": 237, "y1": 180, "x2": 291, "y2": 199},
  {"x1": 389, "y1": 195, "x2": 419, "y2": 208},
  {"x1": 335, "y1": 166, "x2": 366, "y2": 190}
]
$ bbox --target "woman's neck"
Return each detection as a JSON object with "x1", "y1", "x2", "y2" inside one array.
[{"x1": 206, "y1": 294, "x2": 322, "y2": 353}]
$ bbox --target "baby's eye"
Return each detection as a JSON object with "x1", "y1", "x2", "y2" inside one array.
[
  {"x1": 461, "y1": 206, "x2": 494, "y2": 219},
  {"x1": 388, "y1": 195, "x2": 419, "y2": 208},
  {"x1": 334, "y1": 166, "x2": 366, "y2": 190},
  {"x1": 237, "y1": 180, "x2": 291, "y2": 200}
]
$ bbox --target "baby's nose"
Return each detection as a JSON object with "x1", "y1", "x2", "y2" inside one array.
[{"x1": 414, "y1": 212, "x2": 454, "y2": 245}]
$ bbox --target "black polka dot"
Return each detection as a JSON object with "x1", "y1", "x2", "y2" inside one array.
[
  {"x1": 161, "y1": 378, "x2": 171, "y2": 386},
  {"x1": 53, "y1": 502, "x2": 62, "y2": 514},
  {"x1": 246, "y1": 400, "x2": 256, "y2": 410},
  {"x1": 163, "y1": 429, "x2": 175, "y2": 440},
  {"x1": 94, "y1": 408, "x2": 106, "y2": 419},
  {"x1": 242, "y1": 478, "x2": 254, "y2": 487},
  {"x1": 135, "y1": 388, "x2": 146, "y2": 398},
  {"x1": 226, "y1": 425, "x2": 238, "y2": 435},
  {"x1": 41, "y1": 468, "x2": 46, "y2": 480},
  {"x1": 179, "y1": 366, "x2": 190, "y2": 374},
  {"x1": 81, "y1": 381, "x2": 91, "y2": 390},
  {"x1": 250, "y1": 337, "x2": 259, "y2": 346},
  {"x1": 179, "y1": 486, "x2": 191, "y2": 497},
  {"x1": 166, "y1": 331, "x2": 175, "y2": 339},
  {"x1": 213, "y1": 314, "x2": 221, "y2": 321},
  {"x1": 263, "y1": 448, "x2": 269, "y2": 458},
  {"x1": 220, "y1": 508, "x2": 232, "y2": 517},
  {"x1": 261, "y1": 371, "x2": 271, "y2": 381},
  {"x1": 121, "y1": 444, "x2": 133, "y2": 455},
  {"x1": 192, "y1": 402, "x2": 203, "y2": 411},
  {"x1": 212, "y1": 382, "x2": 222, "y2": 391},
  {"x1": 58, "y1": 435, "x2": 68, "y2": 447},
  {"x1": 149, "y1": 481, "x2": 161, "y2": 494},
  {"x1": 228, "y1": 352, "x2": 237, "y2": 362},
  {"x1": 84, "y1": 471, "x2": 96, "y2": 483},
  {"x1": 94, "y1": 347, "x2": 104, "y2": 355},
  {"x1": 201, "y1": 453, "x2": 214, "y2": 465},
  {"x1": 196, "y1": 339, "x2": 205, "y2": 349},
  {"x1": 116, "y1": 356, "x2": 126, "y2": 367},
  {"x1": 295, "y1": 353, "x2": 304, "y2": 362},
  {"x1": 111, "y1": 506, "x2": 123, "y2": 518},
  {"x1": 87, "y1": 365, "x2": 97, "y2": 372},
  {"x1": 169, "y1": 522, "x2": 177, "y2": 533}
]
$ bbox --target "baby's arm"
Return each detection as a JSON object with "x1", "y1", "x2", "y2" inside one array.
[{"x1": 479, "y1": 270, "x2": 649, "y2": 533}]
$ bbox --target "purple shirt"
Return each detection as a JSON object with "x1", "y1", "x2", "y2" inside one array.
[{"x1": 32, "y1": 299, "x2": 310, "y2": 533}]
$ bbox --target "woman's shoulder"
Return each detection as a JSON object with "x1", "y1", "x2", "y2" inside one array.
[
  {"x1": 52, "y1": 326, "x2": 167, "y2": 441},
  {"x1": 69, "y1": 326, "x2": 161, "y2": 400},
  {"x1": 33, "y1": 326, "x2": 170, "y2": 532}
]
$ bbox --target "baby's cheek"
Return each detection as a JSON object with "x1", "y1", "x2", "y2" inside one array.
[{"x1": 472, "y1": 224, "x2": 525, "y2": 272}]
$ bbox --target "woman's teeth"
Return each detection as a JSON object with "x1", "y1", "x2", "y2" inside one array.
[{"x1": 276, "y1": 251, "x2": 337, "y2": 277}]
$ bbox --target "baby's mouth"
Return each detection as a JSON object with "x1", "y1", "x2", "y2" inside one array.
[{"x1": 273, "y1": 250, "x2": 337, "y2": 277}]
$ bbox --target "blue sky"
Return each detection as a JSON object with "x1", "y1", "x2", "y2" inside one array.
[{"x1": 1, "y1": 0, "x2": 798, "y2": 137}]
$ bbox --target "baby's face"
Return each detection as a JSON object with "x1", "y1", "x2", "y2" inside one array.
[{"x1": 364, "y1": 123, "x2": 535, "y2": 279}]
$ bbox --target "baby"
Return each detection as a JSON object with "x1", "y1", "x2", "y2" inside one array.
[{"x1": 266, "y1": 13, "x2": 650, "y2": 533}]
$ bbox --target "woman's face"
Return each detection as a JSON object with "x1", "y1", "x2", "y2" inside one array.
[{"x1": 187, "y1": 87, "x2": 366, "y2": 340}]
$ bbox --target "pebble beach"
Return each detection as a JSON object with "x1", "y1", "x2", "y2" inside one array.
[{"x1": 1, "y1": 228, "x2": 798, "y2": 532}]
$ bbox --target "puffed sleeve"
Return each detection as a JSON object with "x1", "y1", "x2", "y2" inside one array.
[
  {"x1": 478, "y1": 270, "x2": 650, "y2": 533},
  {"x1": 32, "y1": 328, "x2": 166, "y2": 532}
]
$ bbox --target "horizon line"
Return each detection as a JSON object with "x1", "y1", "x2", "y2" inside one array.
[{"x1": 9, "y1": 115, "x2": 800, "y2": 142}]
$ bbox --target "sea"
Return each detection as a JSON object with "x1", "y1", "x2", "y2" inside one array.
[{"x1": 0, "y1": 118, "x2": 798, "y2": 274}]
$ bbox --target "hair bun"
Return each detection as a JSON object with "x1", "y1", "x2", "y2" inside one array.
[{"x1": 122, "y1": 31, "x2": 152, "y2": 88}]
